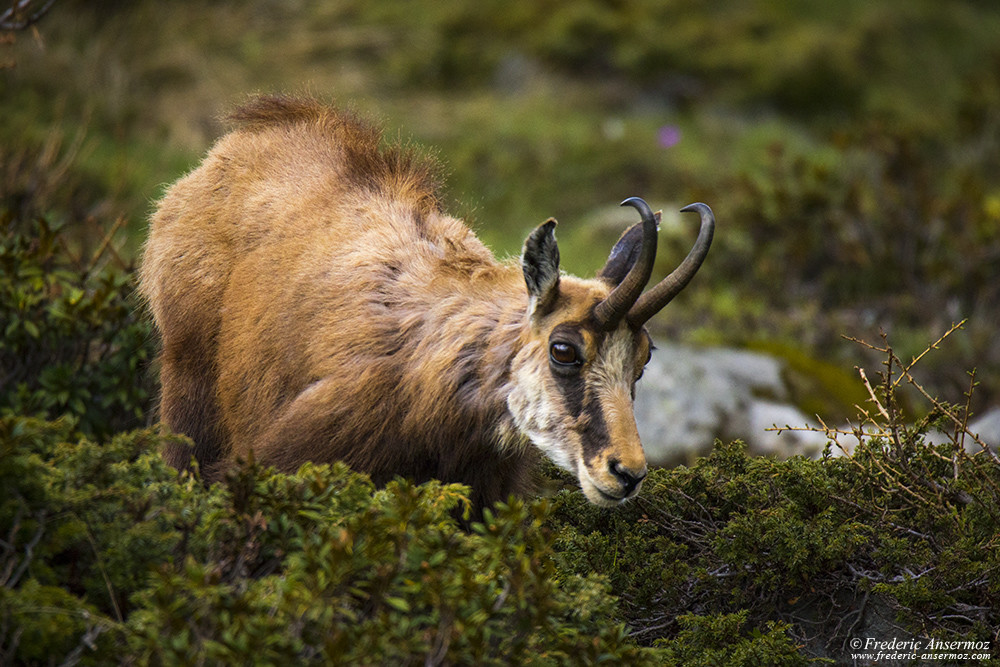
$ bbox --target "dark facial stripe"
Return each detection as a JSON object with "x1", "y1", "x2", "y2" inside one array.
[
  {"x1": 551, "y1": 357, "x2": 609, "y2": 463},
  {"x1": 549, "y1": 322, "x2": 589, "y2": 418},
  {"x1": 549, "y1": 320, "x2": 641, "y2": 465},
  {"x1": 556, "y1": 373, "x2": 586, "y2": 418},
  {"x1": 578, "y1": 394, "x2": 610, "y2": 464}
]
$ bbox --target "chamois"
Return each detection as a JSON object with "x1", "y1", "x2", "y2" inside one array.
[{"x1": 139, "y1": 95, "x2": 714, "y2": 509}]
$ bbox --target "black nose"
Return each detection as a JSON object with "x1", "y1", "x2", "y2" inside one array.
[{"x1": 609, "y1": 460, "x2": 647, "y2": 497}]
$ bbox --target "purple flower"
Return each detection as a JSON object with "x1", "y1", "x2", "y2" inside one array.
[{"x1": 658, "y1": 125, "x2": 681, "y2": 149}]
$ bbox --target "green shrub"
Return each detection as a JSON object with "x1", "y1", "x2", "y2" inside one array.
[
  {"x1": 656, "y1": 610, "x2": 807, "y2": 667},
  {"x1": 0, "y1": 215, "x2": 154, "y2": 439},
  {"x1": 359, "y1": 0, "x2": 1000, "y2": 125},
  {"x1": 543, "y1": 432, "x2": 999, "y2": 660},
  {"x1": 6, "y1": 410, "x2": 997, "y2": 663},
  {"x1": 4, "y1": 390, "x2": 999, "y2": 665},
  {"x1": 544, "y1": 334, "x2": 1000, "y2": 662},
  {"x1": 0, "y1": 416, "x2": 188, "y2": 663},
  {"x1": 0, "y1": 417, "x2": 662, "y2": 665}
]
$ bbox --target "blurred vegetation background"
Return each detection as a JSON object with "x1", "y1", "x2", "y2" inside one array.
[{"x1": 3, "y1": 0, "x2": 999, "y2": 417}]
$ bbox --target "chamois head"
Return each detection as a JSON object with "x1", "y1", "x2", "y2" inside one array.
[{"x1": 509, "y1": 198, "x2": 715, "y2": 506}]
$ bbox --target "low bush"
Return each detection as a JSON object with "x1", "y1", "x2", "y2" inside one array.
[
  {"x1": 547, "y1": 435, "x2": 999, "y2": 661},
  {"x1": 0, "y1": 417, "x2": 662, "y2": 665},
  {"x1": 3, "y1": 399, "x2": 998, "y2": 664},
  {"x1": 0, "y1": 215, "x2": 154, "y2": 439}
]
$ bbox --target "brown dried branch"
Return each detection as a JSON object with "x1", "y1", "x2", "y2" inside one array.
[
  {"x1": 1, "y1": 0, "x2": 56, "y2": 31},
  {"x1": 893, "y1": 319, "x2": 967, "y2": 390}
]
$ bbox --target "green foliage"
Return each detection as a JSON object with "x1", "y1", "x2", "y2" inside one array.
[
  {"x1": 544, "y1": 428, "x2": 1000, "y2": 661},
  {"x1": 357, "y1": 0, "x2": 1000, "y2": 126},
  {"x1": 0, "y1": 416, "x2": 189, "y2": 662},
  {"x1": 718, "y1": 129, "x2": 999, "y2": 315},
  {"x1": 1, "y1": 417, "x2": 660, "y2": 665},
  {"x1": 656, "y1": 611, "x2": 807, "y2": 667},
  {"x1": 6, "y1": 411, "x2": 998, "y2": 663},
  {"x1": 0, "y1": 215, "x2": 154, "y2": 439}
]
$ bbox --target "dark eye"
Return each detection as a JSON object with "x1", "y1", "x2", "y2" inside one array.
[{"x1": 549, "y1": 342, "x2": 580, "y2": 367}]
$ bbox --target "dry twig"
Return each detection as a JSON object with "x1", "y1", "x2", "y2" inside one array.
[{"x1": 1, "y1": 0, "x2": 57, "y2": 31}]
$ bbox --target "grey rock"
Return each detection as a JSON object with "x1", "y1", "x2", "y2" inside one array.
[
  {"x1": 635, "y1": 344, "x2": 813, "y2": 465},
  {"x1": 742, "y1": 400, "x2": 828, "y2": 459},
  {"x1": 634, "y1": 344, "x2": 1000, "y2": 467},
  {"x1": 967, "y1": 406, "x2": 1000, "y2": 452}
]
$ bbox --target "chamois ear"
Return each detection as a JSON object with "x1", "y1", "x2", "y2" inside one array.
[
  {"x1": 521, "y1": 218, "x2": 560, "y2": 317},
  {"x1": 597, "y1": 211, "x2": 662, "y2": 286}
]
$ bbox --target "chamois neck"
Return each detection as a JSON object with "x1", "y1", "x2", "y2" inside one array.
[{"x1": 415, "y1": 260, "x2": 530, "y2": 448}]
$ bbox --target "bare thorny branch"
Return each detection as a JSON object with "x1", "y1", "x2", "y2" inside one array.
[
  {"x1": 773, "y1": 322, "x2": 987, "y2": 453},
  {"x1": 771, "y1": 321, "x2": 1000, "y2": 530}
]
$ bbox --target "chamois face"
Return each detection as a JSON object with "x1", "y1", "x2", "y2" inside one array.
[
  {"x1": 509, "y1": 219, "x2": 653, "y2": 506},
  {"x1": 507, "y1": 286, "x2": 653, "y2": 506},
  {"x1": 509, "y1": 198, "x2": 715, "y2": 506}
]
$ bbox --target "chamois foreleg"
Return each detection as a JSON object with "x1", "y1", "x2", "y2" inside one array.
[{"x1": 158, "y1": 335, "x2": 227, "y2": 474}]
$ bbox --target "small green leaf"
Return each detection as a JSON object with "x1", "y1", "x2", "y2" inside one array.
[{"x1": 385, "y1": 597, "x2": 410, "y2": 612}]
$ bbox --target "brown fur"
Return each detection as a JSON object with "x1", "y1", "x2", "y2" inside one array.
[{"x1": 141, "y1": 94, "x2": 662, "y2": 510}]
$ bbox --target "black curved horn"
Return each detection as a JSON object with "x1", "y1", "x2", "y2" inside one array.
[
  {"x1": 592, "y1": 197, "x2": 659, "y2": 330},
  {"x1": 626, "y1": 202, "x2": 714, "y2": 327}
]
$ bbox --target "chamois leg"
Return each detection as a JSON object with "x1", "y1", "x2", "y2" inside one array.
[{"x1": 157, "y1": 336, "x2": 226, "y2": 475}]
